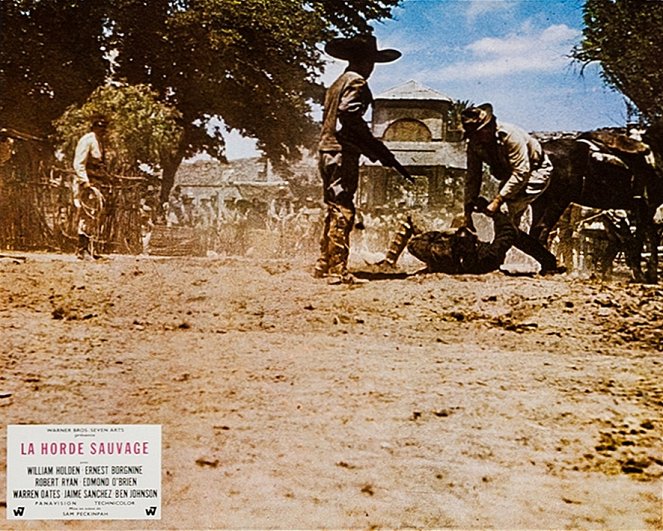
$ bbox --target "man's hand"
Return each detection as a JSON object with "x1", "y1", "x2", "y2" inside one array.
[{"x1": 486, "y1": 195, "x2": 503, "y2": 216}]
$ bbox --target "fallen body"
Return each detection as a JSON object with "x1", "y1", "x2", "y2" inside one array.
[{"x1": 382, "y1": 198, "x2": 565, "y2": 275}]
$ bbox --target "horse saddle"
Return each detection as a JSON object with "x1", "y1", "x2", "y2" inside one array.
[
  {"x1": 575, "y1": 131, "x2": 649, "y2": 205},
  {"x1": 578, "y1": 130, "x2": 651, "y2": 170}
]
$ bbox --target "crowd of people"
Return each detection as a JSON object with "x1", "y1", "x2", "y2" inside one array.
[
  {"x1": 159, "y1": 183, "x2": 460, "y2": 260},
  {"x1": 163, "y1": 187, "x2": 322, "y2": 257}
]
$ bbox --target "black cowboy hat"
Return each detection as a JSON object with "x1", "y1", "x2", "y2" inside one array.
[
  {"x1": 325, "y1": 34, "x2": 401, "y2": 63},
  {"x1": 461, "y1": 103, "x2": 495, "y2": 137}
]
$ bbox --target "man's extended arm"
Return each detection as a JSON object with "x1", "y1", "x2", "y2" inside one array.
[{"x1": 337, "y1": 77, "x2": 413, "y2": 183}]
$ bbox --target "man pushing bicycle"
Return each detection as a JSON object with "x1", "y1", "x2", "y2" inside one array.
[{"x1": 73, "y1": 115, "x2": 109, "y2": 259}]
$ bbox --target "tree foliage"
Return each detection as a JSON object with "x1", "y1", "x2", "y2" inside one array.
[
  {"x1": 447, "y1": 99, "x2": 473, "y2": 133},
  {"x1": 109, "y1": 0, "x2": 400, "y2": 200},
  {"x1": 573, "y1": 0, "x2": 663, "y2": 124},
  {"x1": 53, "y1": 84, "x2": 183, "y2": 176},
  {"x1": 0, "y1": 0, "x2": 108, "y2": 137},
  {"x1": 2, "y1": 0, "x2": 400, "y2": 201}
]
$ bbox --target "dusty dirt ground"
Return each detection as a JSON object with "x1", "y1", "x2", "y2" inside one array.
[{"x1": 1, "y1": 248, "x2": 661, "y2": 530}]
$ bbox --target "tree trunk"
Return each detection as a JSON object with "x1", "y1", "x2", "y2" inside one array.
[{"x1": 159, "y1": 140, "x2": 187, "y2": 207}]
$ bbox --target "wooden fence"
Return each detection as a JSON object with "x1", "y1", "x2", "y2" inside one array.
[{"x1": 0, "y1": 136, "x2": 147, "y2": 254}]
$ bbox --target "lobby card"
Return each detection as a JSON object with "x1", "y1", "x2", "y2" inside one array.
[{"x1": 6, "y1": 424, "x2": 161, "y2": 520}]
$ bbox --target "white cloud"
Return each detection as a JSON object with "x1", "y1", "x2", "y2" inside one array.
[
  {"x1": 427, "y1": 24, "x2": 580, "y2": 81},
  {"x1": 466, "y1": 0, "x2": 517, "y2": 23}
]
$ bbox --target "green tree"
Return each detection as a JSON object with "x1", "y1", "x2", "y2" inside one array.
[
  {"x1": 53, "y1": 84, "x2": 183, "y2": 177},
  {"x1": 109, "y1": 0, "x2": 400, "y2": 202},
  {"x1": 573, "y1": 0, "x2": 663, "y2": 124},
  {"x1": 447, "y1": 99, "x2": 473, "y2": 137},
  {"x1": 0, "y1": 0, "x2": 108, "y2": 136},
  {"x1": 2, "y1": 0, "x2": 401, "y2": 202}
]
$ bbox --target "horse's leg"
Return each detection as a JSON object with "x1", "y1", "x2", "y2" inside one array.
[
  {"x1": 644, "y1": 216, "x2": 658, "y2": 283},
  {"x1": 622, "y1": 226, "x2": 642, "y2": 280},
  {"x1": 599, "y1": 227, "x2": 621, "y2": 279},
  {"x1": 629, "y1": 159, "x2": 661, "y2": 283},
  {"x1": 530, "y1": 199, "x2": 570, "y2": 247},
  {"x1": 529, "y1": 200, "x2": 546, "y2": 241},
  {"x1": 601, "y1": 244, "x2": 619, "y2": 279},
  {"x1": 626, "y1": 196, "x2": 649, "y2": 282}
]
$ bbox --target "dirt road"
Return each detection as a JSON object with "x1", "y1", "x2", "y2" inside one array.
[{"x1": 1, "y1": 251, "x2": 661, "y2": 529}]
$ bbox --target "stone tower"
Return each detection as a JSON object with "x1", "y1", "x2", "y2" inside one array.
[
  {"x1": 372, "y1": 79, "x2": 455, "y2": 142},
  {"x1": 358, "y1": 80, "x2": 467, "y2": 210}
]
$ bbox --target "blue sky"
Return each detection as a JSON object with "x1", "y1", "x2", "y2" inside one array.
[{"x1": 225, "y1": 0, "x2": 628, "y2": 159}]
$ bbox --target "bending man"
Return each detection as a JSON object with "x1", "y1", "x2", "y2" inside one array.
[{"x1": 461, "y1": 103, "x2": 563, "y2": 274}]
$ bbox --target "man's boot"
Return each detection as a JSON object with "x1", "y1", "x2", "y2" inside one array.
[
  {"x1": 313, "y1": 212, "x2": 332, "y2": 278},
  {"x1": 324, "y1": 204, "x2": 366, "y2": 284},
  {"x1": 313, "y1": 257, "x2": 329, "y2": 278},
  {"x1": 372, "y1": 215, "x2": 416, "y2": 271},
  {"x1": 513, "y1": 230, "x2": 565, "y2": 274},
  {"x1": 383, "y1": 215, "x2": 415, "y2": 267}
]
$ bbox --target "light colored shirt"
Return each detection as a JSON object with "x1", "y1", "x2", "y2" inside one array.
[
  {"x1": 73, "y1": 131, "x2": 104, "y2": 184},
  {"x1": 465, "y1": 121, "x2": 544, "y2": 208}
]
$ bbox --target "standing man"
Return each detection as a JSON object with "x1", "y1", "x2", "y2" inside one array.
[
  {"x1": 461, "y1": 103, "x2": 563, "y2": 274},
  {"x1": 315, "y1": 34, "x2": 412, "y2": 284},
  {"x1": 73, "y1": 115, "x2": 109, "y2": 259}
]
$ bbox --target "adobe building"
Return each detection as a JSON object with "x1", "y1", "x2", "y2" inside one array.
[{"x1": 358, "y1": 80, "x2": 467, "y2": 211}]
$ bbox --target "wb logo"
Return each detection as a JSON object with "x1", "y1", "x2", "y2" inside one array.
[
  {"x1": 13, "y1": 507, "x2": 25, "y2": 517},
  {"x1": 145, "y1": 506, "x2": 157, "y2": 516}
]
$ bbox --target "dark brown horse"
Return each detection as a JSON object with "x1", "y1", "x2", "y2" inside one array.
[{"x1": 530, "y1": 129, "x2": 663, "y2": 282}]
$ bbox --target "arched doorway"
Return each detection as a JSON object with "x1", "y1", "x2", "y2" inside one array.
[{"x1": 383, "y1": 118, "x2": 432, "y2": 142}]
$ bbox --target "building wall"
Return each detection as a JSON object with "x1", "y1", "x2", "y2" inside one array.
[
  {"x1": 373, "y1": 101, "x2": 450, "y2": 141},
  {"x1": 360, "y1": 93, "x2": 467, "y2": 213},
  {"x1": 383, "y1": 119, "x2": 432, "y2": 142},
  {"x1": 358, "y1": 165, "x2": 464, "y2": 211}
]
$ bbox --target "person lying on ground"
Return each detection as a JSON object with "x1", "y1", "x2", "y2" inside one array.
[{"x1": 380, "y1": 198, "x2": 566, "y2": 275}]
